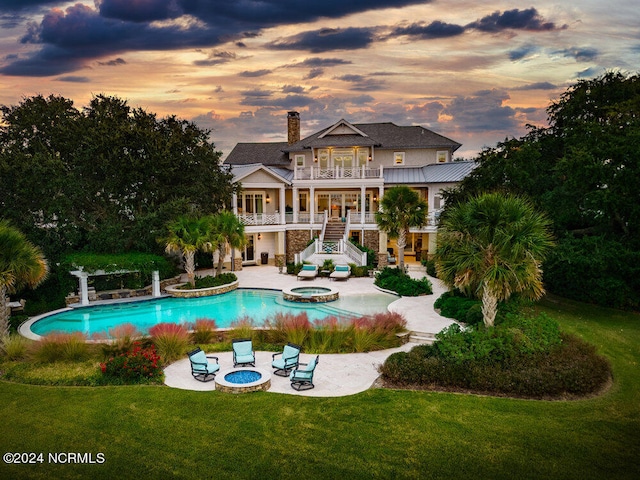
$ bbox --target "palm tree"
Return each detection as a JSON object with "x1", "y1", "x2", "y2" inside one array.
[
  {"x1": 210, "y1": 211, "x2": 247, "y2": 275},
  {"x1": 435, "y1": 192, "x2": 554, "y2": 327},
  {"x1": 163, "y1": 215, "x2": 212, "y2": 285},
  {"x1": 0, "y1": 221, "x2": 48, "y2": 337},
  {"x1": 375, "y1": 186, "x2": 428, "y2": 271}
]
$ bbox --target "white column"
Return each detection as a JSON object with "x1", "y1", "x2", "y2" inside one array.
[
  {"x1": 152, "y1": 271, "x2": 161, "y2": 297},
  {"x1": 79, "y1": 273, "x2": 89, "y2": 306},
  {"x1": 279, "y1": 186, "x2": 286, "y2": 224},
  {"x1": 360, "y1": 186, "x2": 366, "y2": 225},
  {"x1": 292, "y1": 187, "x2": 299, "y2": 223},
  {"x1": 378, "y1": 186, "x2": 384, "y2": 210},
  {"x1": 309, "y1": 187, "x2": 315, "y2": 224},
  {"x1": 232, "y1": 193, "x2": 238, "y2": 215}
]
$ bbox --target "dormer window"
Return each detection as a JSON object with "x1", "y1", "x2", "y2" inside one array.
[
  {"x1": 295, "y1": 154, "x2": 305, "y2": 167},
  {"x1": 394, "y1": 152, "x2": 405, "y2": 165}
]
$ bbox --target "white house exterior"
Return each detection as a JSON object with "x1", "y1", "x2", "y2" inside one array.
[{"x1": 223, "y1": 112, "x2": 475, "y2": 268}]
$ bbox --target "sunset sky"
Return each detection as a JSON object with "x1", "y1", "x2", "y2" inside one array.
[{"x1": 1, "y1": 0, "x2": 638, "y2": 158}]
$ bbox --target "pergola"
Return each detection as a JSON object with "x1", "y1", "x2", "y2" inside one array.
[{"x1": 70, "y1": 268, "x2": 162, "y2": 306}]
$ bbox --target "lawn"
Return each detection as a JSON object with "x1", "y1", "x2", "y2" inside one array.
[{"x1": 1, "y1": 296, "x2": 639, "y2": 480}]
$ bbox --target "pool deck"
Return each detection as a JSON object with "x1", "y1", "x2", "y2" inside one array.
[{"x1": 164, "y1": 264, "x2": 457, "y2": 397}]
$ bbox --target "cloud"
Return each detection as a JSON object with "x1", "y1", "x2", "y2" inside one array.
[
  {"x1": 334, "y1": 74, "x2": 386, "y2": 91},
  {"x1": 97, "y1": 0, "x2": 182, "y2": 23},
  {"x1": 287, "y1": 57, "x2": 353, "y2": 68},
  {"x1": 513, "y1": 82, "x2": 557, "y2": 91},
  {"x1": 467, "y1": 8, "x2": 566, "y2": 32},
  {"x1": 239, "y1": 69, "x2": 272, "y2": 77},
  {"x1": 304, "y1": 68, "x2": 324, "y2": 79},
  {"x1": 282, "y1": 85, "x2": 305, "y2": 94},
  {"x1": 267, "y1": 27, "x2": 378, "y2": 52},
  {"x1": 553, "y1": 47, "x2": 599, "y2": 62},
  {"x1": 391, "y1": 20, "x2": 465, "y2": 39},
  {"x1": 194, "y1": 50, "x2": 238, "y2": 66},
  {"x1": 55, "y1": 75, "x2": 90, "y2": 82},
  {"x1": 239, "y1": 94, "x2": 316, "y2": 109},
  {"x1": 97, "y1": 57, "x2": 126, "y2": 66},
  {"x1": 0, "y1": 0, "x2": 60, "y2": 12},
  {"x1": 443, "y1": 89, "x2": 518, "y2": 132},
  {"x1": 508, "y1": 45, "x2": 539, "y2": 61}
]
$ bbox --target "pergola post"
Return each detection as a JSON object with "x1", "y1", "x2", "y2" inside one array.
[
  {"x1": 79, "y1": 272, "x2": 90, "y2": 306},
  {"x1": 152, "y1": 270, "x2": 161, "y2": 297}
]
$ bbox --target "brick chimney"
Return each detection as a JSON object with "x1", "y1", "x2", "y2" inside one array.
[{"x1": 287, "y1": 111, "x2": 300, "y2": 145}]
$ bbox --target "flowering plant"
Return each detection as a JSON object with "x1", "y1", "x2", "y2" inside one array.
[{"x1": 100, "y1": 342, "x2": 162, "y2": 382}]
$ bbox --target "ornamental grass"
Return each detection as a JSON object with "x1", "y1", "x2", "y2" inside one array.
[{"x1": 148, "y1": 323, "x2": 190, "y2": 364}]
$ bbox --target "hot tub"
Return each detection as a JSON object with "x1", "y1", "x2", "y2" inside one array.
[{"x1": 282, "y1": 286, "x2": 339, "y2": 303}]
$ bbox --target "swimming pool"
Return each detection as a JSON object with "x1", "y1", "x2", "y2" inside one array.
[{"x1": 26, "y1": 289, "x2": 398, "y2": 338}]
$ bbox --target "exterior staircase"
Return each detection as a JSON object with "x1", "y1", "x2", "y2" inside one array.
[{"x1": 322, "y1": 219, "x2": 346, "y2": 242}]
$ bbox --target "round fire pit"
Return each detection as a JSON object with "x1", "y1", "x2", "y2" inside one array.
[{"x1": 215, "y1": 367, "x2": 271, "y2": 393}]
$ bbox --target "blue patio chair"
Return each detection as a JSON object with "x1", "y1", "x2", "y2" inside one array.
[
  {"x1": 271, "y1": 342, "x2": 301, "y2": 377},
  {"x1": 187, "y1": 347, "x2": 220, "y2": 382},
  {"x1": 232, "y1": 338, "x2": 256, "y2": 367},
  {"x1": 290, "y1": 355, "x2": 319, "y2": 391}
]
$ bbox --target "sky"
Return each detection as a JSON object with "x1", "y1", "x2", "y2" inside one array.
[{"x1": 0, "y1": 1, "x2": 638, "y2": 159}]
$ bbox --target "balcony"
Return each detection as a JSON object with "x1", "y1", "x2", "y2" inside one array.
[{"x1": 294, "y1": 165, "x2": 383, "y2": 180}]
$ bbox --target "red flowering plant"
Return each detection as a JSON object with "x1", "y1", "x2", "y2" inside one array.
[{"x1": 100, "y1": 341, "x2": 163, "y2": 384}]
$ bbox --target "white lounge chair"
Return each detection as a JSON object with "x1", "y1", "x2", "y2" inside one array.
[
  {"x1": 330, "y1": 264, "x2": 351, "y2": 281},
  {"x1": 297, "y1": 264, "x2": 318, "y2": 280}
]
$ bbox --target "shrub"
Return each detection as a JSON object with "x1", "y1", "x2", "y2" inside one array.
[
  {"x1": 268, "y1": 312, "x2": 311, "y2": 346},
  {"x1": 286, "y1": 263, "x2": 304, "y2": 275},
  {"x1": 375, "y1": 267, "x2": 432, "y2": 296},
  {"x1": 348, "y1": 263, "x2": 370, "y2": 277},
  {"x1": 148, "y1": 323, "x2": 190, "y2": 364},
  {"x1": 434, "y1": 290, "x2": 481, "y2": 323},
  {"x1": 33, "y1": 332, "x2": 89, "y2": 363},
  {"x1": 180, "y1": 273, "x2": 237, "y2": 289},
  {"x1": 100, "y1": 342, "x2": 162, "y2": 383},
  {"x1": 1, "y1": 334, "x2": 30, "y2": 360},
  {"x1": 190, "y1": 318, "x2": 218, "y2": 344},
  {"x1": 421, "y1": 258, "x2": 438, "y2": 277},
  {"x1": 99, "y1": 323, "x2": 141, "y2": 358}
]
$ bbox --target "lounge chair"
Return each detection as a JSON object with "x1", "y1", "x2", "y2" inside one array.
[
  {"x1": 271, "y1": 342, "x2": 301, "y2": 376},
  {"x1": 232, "y1": 338, "x2": 255, "y2": 367},
  {"x1": 330, "y1": 264, "x2": 351, "y2": 281},
  {"x1": 290, "y1": 355, "x2": 319, "y2": 391},
  {"x1": 187, "y1": 347, "x2": 220, "y2": 382},
  {"x1": 297, "y1": 264, "x2": 318, "y2": 280},
  {"x1": 387, "y1": 248, "x2": 396, "y2": 265}
]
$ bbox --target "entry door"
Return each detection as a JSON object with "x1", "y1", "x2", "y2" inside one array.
[
  {"x1": 330, "y1": 194, "x2": 342, "y2": 218},
  {"x1": 242, "y1": 235, "x2": 255, "y2": 264}
]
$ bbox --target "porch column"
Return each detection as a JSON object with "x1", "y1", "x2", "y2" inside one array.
[
  {"x1": 232, "y1": 193, "x2": 238, "y2": 215},
  {"x1": 360, "y1": 186, "x2": 366, "y2": 225},
  {"x1": 378, "y1": 186, "x2": 384, "y2": 209},
  {"x1": 78, "y1": 272, "x2": 89, "y2": 306},
  {"x1": 292, "y1": 187, "x2": 299, "y2": 223},
  {"x1": 309, "y1": 187, "x2": 315, "y2": 224},
  {"x1": 279, "y1": 186, "x2": 286, "y2": 224}
]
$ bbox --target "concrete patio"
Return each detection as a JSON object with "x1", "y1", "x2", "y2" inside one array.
[{"x1": 163, "y1": 264, "x2": 457, "y2": 397}]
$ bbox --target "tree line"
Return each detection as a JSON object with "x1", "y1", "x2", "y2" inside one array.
[{"x1": 444, "y1": 72, "x2": 640, "y2": 310}]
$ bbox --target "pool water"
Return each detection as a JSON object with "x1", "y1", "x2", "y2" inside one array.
[{"x1": 29, "y1": 289, "x2": 397, "y2": 337}]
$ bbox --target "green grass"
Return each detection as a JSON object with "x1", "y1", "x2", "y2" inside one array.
[{"x1": 1, "y1": 295, "x2": 639, "y2": 479}]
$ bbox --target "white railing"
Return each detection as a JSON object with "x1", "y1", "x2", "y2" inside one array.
[
  {"x1": 295, "y1": 240, "x2": 318, "y2": 264},
  {"x1": 294, "y1": 166, "x2": 382, "y2": 180},
  {"x1": 238, "y1": 213, "x2": 281, "y2": 225},
  {"x1": 349, "y1": 212, "x2": 377, "y2": 224},
  {"x1": 342, "y1": 240, "x2": 367, "y2": 265}
]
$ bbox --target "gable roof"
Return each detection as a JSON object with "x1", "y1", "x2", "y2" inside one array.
[
  {"x1": 284, "y1": 122, "x2": 461, "y2": 152},
  {"x1": 229, "y1": 163, "x2": 292, "y2": 184},
  {"x1": 224, "y1": 142, "x2": 289, "y2": 167}
]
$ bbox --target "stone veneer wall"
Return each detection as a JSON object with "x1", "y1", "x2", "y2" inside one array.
[
  {"x1": 64, "y1": 275, "x2": 181, "y2": 306},
  {"x1": 286, "y1": 230, "x2": 319, "y2": 263},
  {"x1": 165, "y1": 280, "x2": 239, "y2": 298},
  {"x1": 363, "y1": 230, "x2": 380, "y2": 258}
]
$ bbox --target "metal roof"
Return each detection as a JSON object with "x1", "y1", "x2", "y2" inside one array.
[{"x1": 422, "y1": 161, "x2": 477, "y2": 183}]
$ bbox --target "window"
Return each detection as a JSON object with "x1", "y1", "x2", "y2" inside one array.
[
  {"x1": 437, "y1": 151, "x2": 448, "y2": 163},
  {"x1": 357, "y1": 148, "x2": 369, "y2": 166},
  {"x1": 298, "y1": 192, "x2": 308, "y2": 212},
  {"x1": 238, "y1": 193, "x2": 264, "y2": 214},
  {"x1": 394, "y1": 152, "x2": 405, "y2": 165},
  {"x1": 295, "y1": 155, "x2": 305, "y2": 167},
  {"x1": 317, "y1": 149, "x2": 329, "y2": 168}
]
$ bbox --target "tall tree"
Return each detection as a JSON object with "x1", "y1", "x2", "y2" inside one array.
[
  {"x1": 0, "y1": 221, "x2": 48, "y2": 337},
  {"x1": 163, "y1": 216, "x2": 212, "y2": 286},
  {"x1": 210, "y1": 211, "x2": 247, "y2": 275},
  {"x1": 435, "y1": 193, "x2": 554, "y2": 327},
  {"x1": 375, "y1": 186, "x2": 428, "y2": 271}
]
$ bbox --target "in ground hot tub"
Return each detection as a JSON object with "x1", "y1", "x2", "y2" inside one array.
[
  {"x1": 282, "y1": 285, "x2": 339, "y2": 303},
  {"x1": 215, "y1": 367, "x2": 271, "y2": 393}
]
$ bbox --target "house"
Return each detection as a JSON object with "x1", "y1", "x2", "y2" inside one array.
[{"x1": 223, "y1": 111, "x2": 475, "y2": 269}]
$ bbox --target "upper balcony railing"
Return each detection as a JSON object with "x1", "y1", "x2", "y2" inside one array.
[{"x1": 294, "y1": 165, "x2": 383, "y2": 181}]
